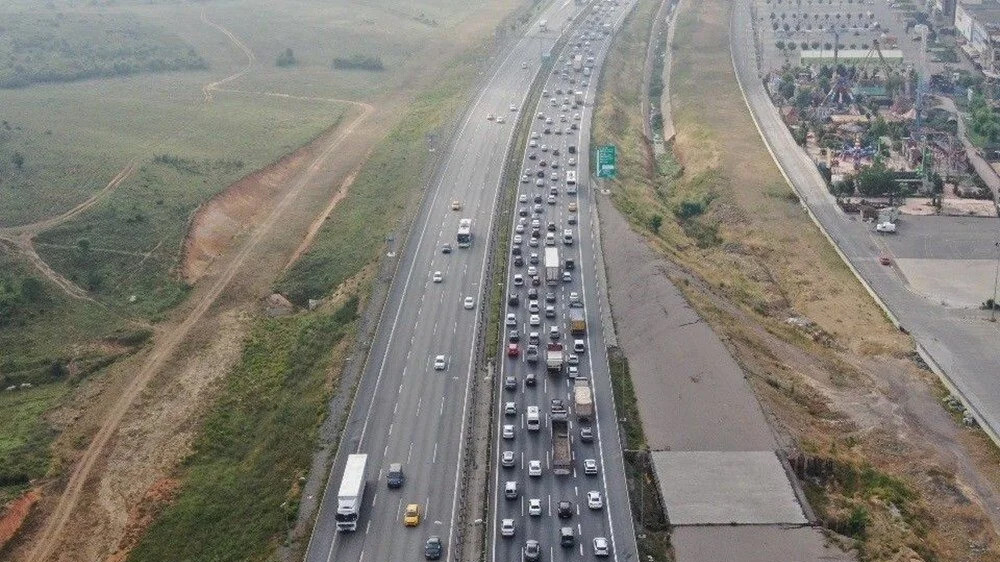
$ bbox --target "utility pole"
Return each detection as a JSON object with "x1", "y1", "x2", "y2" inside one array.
[{"x1": 991, "y1": 239, "x2": 1000, "y2": 322}]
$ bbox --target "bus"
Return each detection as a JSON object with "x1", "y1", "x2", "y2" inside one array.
[{"x1": 457, "y1": 218, "x2": 472, "y2": 248}]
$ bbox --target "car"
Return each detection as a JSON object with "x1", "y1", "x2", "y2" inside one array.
[
  {"x1": 451, "y1": 200, "x2": 462, "y2": 210},
  {"x1": 552, "y1": 148, "x2": 560, "y2": 156},
  {"x1": 568, "y1": 201, "x2": 578, "y2": 213},
  {"x1": 580, "y1": 426, "x2": 593, "y2": 442},
  {"x1": 568, "y1": 145, "x2": 577, "y2": 154},
  {"x1": 506, "y1": 313, "x2": 517, "y2": 326},
  {"x1": 503, "y1": 424, "x2": 515, "y2": 439},
  {"x1": 505, "y1": 480, "x2": 518, "y2": 499},
  {"x1": 547, "y1": 195, "x2": 556, "y2": 205},
  {"x1": 593, "y1": 537, "x2": 610, "y2": 557},
  {"x1": 587, "y1": 490, "x2": 603, "y2": 509},
  {"x1": 567, "y1": 365, "x2": 579, "y2": 378},
  {"x1": 521, "y1": 174, "x2": 530, "y2": 184},
  {"x1": 523, "y1": 539, "x2": 541, "y2": 561},
  {"x1": 574, "y1": 113, "x2": 581, "y2": 121},
  {"x1": 528, "y1": 498, "x2": 542, "y2": 516},
  {"x1": 513, "y1": 234, "x2": 523, "y2": 246},
  {"x1": 584, "y1": 459, "x2": 599, "y2": 475},
  {"x1": 527, "y1": 265, "x2": 538, "y2": 277},
  {"x1": 567, "y1": 354, "x2": 579, "y2": 366},
  {"x1": 525, "y1": 372, "x2": 537, "y2": 386},
  {"x1": 464, "y1": 296, "x2": 475, "y2": 309},
  {"x1": 528, "y1": 236, "x2": 539, "y2": 247},
  {"x1": 569, "y1": 291, "x2": 580, "y2": 302},
  {"x1": 528, "y1": 301, "x2": 540, "y2": 313},
  {"x1": 425, "y1": 536, "x2": 443, "y2": 559},
  {"x1": 531, "y1": 131, "x2": 540, "y2": 139},
  {"x1": 550, "y1": 160, "x2": 559, "y2": 168},
  {"x1": 529, "y1": 253, "x2": 539, "y2": 265},
  {"x1": 505, "y1": 402, "x2": 517, "y2": 416},
  {"x1": 528, "y1": 331, "x2": 540, "y2": 345},
  {"x1": 404, "y1": 503, "x2": 421, "y2": 526},
  {"x1": 880, "y1": 255, "x2": 892, "y2": 266},
  {"x1": 510, "y1": 104, "x2": 518, "y2": 111},
  {"x1": 538, "y1": 159, "x2": 547, "y2": 167},
  {"x1": 529, "y1": 139, "x2": 537, "y2": 148},
  {"x1": 574, "y1": 339, "x2": 586, "y2": 352},
  {"x1": 513, "y1": 274, "x2": 524, "y2": 286},
  {"x1": 568, "y1": 157, "x2": 577, "y2": 165},
  {"x1": 514, "y1": 255, "x2": 524, "y2": 267},
  {"x1": 518, "y1": 207, "x2": 528, "y2": 217},
  {"x1": 545, "y1": 305, "x2": 555, "y2": 318},
  {"x1": 433, "y1": 355, "x2": 447, "y2": 370},
  {"x1": 549, "y1": 326, "x2": 560, "y2": 340},
  {"x1": 529, "y1": 314, "x2": 540, "y2": 326},
  {"x1": 525, "y1": 344, "x2": 539, "y2": 362},
  {"x1": 560, "y1": 526, "x2": 575, "y2": 547},
  {"x1": 502, "y1": 450, "x2": 516, "y2": 467},
  {"x1": 537, "y1": 112, "x2": 545, "y2": 119},
  {"x1": 508, "y1": 330, "x2": 520, "y2": 343},
  {"x1": 545, "y1": 117, "x2": 553, "y2": 124},
  {"x1": 508, "y1": 294, "x2": 520, "y2": 307},
  {"x1": 528, "y1": 287, "x2": 538, "y2": 299},
  {"x1": 557, "y1": 500, "x2": 574, "y2": 518},
  {"x1": 543, "y1": 127, "x2": 551, "y2": 134},
  {"x1": 501, "y1": 518, "x2": 516, "y2": 537},
  {"x1": 487, "y1": 114, "x2": 495, "y2": 121},
  {"x1": 519, "y1": 194, "x2": 528, "y2": 204},
  {"x1": 433, "y1": 271, "x2": 443, "y2": 283},
  {"x1": 528, "y1": 152, "x2": 537, "y2": 160},
  {"x1": 508, "y1": 343, "x2": 520, "y2": 357},
  {"x1": 516, "y1": 222, "x2": 526, "y2": 234},
  {"x1": 528, "y1": 460, "x2": 542, "y2": 477},
  {"x1": 562, "y1": 271, "x2": 572, "y2": 282},
  {"x1": 505, "y1": 376, "x2": 517, "y2": 390},
  {"x1": 441, "y1": 243, "x2": 452, "y2": 254},
  {"x1": 533, "y1": 203, "x2": 543, "y2": 214},
  {"x1": 555, "y1": 128, "x2": 563, "y2": 135},
  {"x1": 387, "y1": 462, "x2": 405, "y2": 488},
  {"x1": 496, "y1": 115, "x2": 505, "y2": 123}
]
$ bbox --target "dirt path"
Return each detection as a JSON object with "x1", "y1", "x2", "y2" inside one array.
[{"x1": 200, "y1": 8, "x2": 255, "y2": 103}]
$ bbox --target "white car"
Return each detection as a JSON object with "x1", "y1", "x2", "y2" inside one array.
[
  {"x1": 464, "y1": 296, "x2": 475, "y2": 309},
  {"x1": 519, "y1": 194, "x2": 528, "y2": 203},
  {"x1": 496, "y1": 115, "x2": 505, "y2": 123},
  {"x1": 434, "y1": 355, "x2": 447, "y2": 370},
  {"x1": 521, "y1": 174, "x2": 530, "y2": 183},
  {"x1": 529, "y1": 314, "x2": 540, "y2": 326},
  {"x1": 513, "y1": 234, "x2": 523, "y2": 245},
  {"x1": 502, "y1": 450, "x2": 516, "y2": 467},
  {"x1": 503, "y1": 424, "x2": 515, "y2": 439},
  {"x1": 568, "y1": 157, "x2": 577, "y2": 165},
  {"x1": 528, "y1": 460, "x2": 542, "y2": 477},
  {"x1": 574, "y1": 339, "x2": 586, "y2": 353},
  {"x1": 510, "y1": 104, "x2": 518, "y2": 111},
  {"x1": 569, "y1": 291, "x2": 580, "y2": 302},
  {"x1": 501, "y1": 518, "x2": 516, "y2": 537},
  {"x1": 574, "y1": 113, "x2": 581, "y2": 120},
  {"x1": 562, "y1": 271, "x2": 572, "y2": 282},
  {"x1": 529, "y1": 139, "x2": 538, "y2": 148},
  {"x1": 567, "y1": 354, "x2": 579, "y2": 366},
  {"x1": 584, "y1": 459, "x2": 599, "y2": 475},
  {"x1": 528, "y1": 498, "x2": 542, "y2": 516},
  {"x1": 567, "y1": 365, "x2": 579, "y2": 378},
  {"x1": 513, "y1": 274, "x2": 524, "y2": 286},
  {"x1": 527, "y1": 266, "x2": 538, "y2": 277},
  {"x1": 528, "y1": 301, "x2": 540, "y2": 313},
  {"x1": 433, "y1": 271, "x2": 443, "y2": 283},
  {"x1": 531, "y1": 131, "x2": 540, "y2": 139},
  {"x1": 587, "y1": 490, "x2": 603, "y2": 509},
  {"x1": 593, "y1": 537, "x2": 609, "y2": 557},
  {"x1": 505, "y1": 401, "x2": 517, "y2": 416},
  {"x1": 506, "y1": 313, "x2": 517, "y2": 326},
  {"x1": 516, "y1": 223, "x2": 525, "y2": 234}
]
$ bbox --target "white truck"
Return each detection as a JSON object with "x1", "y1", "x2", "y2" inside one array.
[
  {"x1": 336, "y1": 453, "x2": 368, "y2": 531},
  {"x1": 545, "y1": 247, "x2": 560, "y2": 286},
  {"x1": 457, "y1": 218, "x2": 472, "y2": 248},
  {"x1": 573, "y1": 54, "x2": 583, "y2": 72},
  {"x1": 546, "y1": 342, "x2": 564, "y2": 374},
  {"x1": 574, "y1": 379, "x2": 593, "y2": 421}
]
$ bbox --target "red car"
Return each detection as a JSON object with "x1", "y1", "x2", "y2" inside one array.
[
  {"x1": 879, "y1": 256, "x2": 892, "y2": 266},
  {"x1": 507, "y1": 343, "x2": 520, "y2": 357}
]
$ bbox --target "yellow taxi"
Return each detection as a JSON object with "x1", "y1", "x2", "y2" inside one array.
[{"x1": 403, "y1": 503, "x2": 421, "y2": 526}]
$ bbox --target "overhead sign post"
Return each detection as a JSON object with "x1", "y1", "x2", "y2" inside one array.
[{"x1": 596, "y1": 145, "x2": 617, "y2": 179}]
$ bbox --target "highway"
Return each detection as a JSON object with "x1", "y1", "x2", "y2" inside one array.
[
  {"x1": 302, "y1": 2, "x2": 592, "y2": 562},
  {"x1": 489, "y1": 1, "x2": 639, "y2": 561},
  {"x1": 730, "y1": 0, "x2": 1000, "y2": 440}
]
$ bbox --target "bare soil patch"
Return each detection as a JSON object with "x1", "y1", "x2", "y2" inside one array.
[{"x1": 0, "y1": 490, "x2": 40, "y2": 548}]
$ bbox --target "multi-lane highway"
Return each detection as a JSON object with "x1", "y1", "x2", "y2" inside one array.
[
  {"x1": 303, "y1": 2, "x2": 593, "y2": 562},
  {"x1": 489, "y1": 2, "x2": 639, "y2": 561}
]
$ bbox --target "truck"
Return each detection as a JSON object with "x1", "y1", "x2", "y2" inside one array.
[
  {"x1": 546, "y1": 342, "x2": 564, "y2": 374},
  {"x1": 574, "y1": 379, "x2": 593, "y2": 421},
  {"x1": 457, "y1": 218, "x2": 472, "y2": 248},
  {"x1": 574, "y1": 91, "x2": 584, "y2": 105},
  {"x1": 336, "y1": 453, "x2": 368, "y2": 531},
  {"x1": 544, "y1": 247, "x2": 560, "y2": 286},
  {"x1": 551, "y1": 418, "x2": 572, "y2": 475},
  {"x1": 573, "y1": 54, "x2": 583, "y2": 72},
  {"x1": 569, "y1": 308, "x2": 586, "y2": 335}
]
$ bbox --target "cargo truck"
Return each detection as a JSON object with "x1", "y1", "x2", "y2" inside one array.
[
  {"x1": 546, "y1": 342, "x2": 564, "y2": 374},
  {"x1": 574, "y1": 379, "x2": 593, "y2": 421},
  {"x1": 336, "y1": 454, "x2": 368, "y2": 531},
  {"x1": 569, "y1": 308, "x2": 586, "y2": 335},
  {"x1": 544, "y1": 247, "x2": 560, "y2": 286},
  {"x1": 574, "y1": 91, "x2": 584, "y2": 105},
  {"x1": 573, "y1": 54, "x2": 583, "y2": 72},
  {"x1": 551, "y1": 418, "x2": 572, "y2": 475}
]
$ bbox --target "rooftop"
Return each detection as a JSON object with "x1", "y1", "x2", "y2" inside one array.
[
  {"x1": 799, "y1": 49, "x2": 904, "y2": 62},
  {"x1": 960, "y1": 0, "x2": 1000, "y2": 25}
]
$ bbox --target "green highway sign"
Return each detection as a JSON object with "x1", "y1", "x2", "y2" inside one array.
[{"x1": 596, "y1": 145, "x2": 617, "y2": 178}]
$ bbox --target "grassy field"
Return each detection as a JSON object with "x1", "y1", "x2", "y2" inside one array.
[
  {"x1": 592, "y1": 0, "x2": 1000, "y2": 558},
  {"x1": 127, "y1": 297, "x2": 358, "y2": 562}
]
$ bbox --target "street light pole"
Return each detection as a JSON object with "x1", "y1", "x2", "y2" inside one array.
[{"x1": 991, "y1": 239, "x2": 1000, "y2": 322}]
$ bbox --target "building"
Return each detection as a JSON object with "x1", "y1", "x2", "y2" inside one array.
[
  {"x1": 798, "y1": 48, "x2": 904, "y2": 66},
  {"x1": 934, "y1": 0, "x2": 958, "y2": 21},
  {"x1": 956, "y1": 0, "x2": 1000, "y2": 77}
]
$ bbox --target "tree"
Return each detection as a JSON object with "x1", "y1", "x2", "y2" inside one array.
[
  {"x1": 276, "y1": 48, "x2": 297, "y2": 67},
  {"x1": 856, "y1": 163, "x2": 898, "y2": 197},
  {"x1": 795, "y1": 87, "x2": 813, "y2": 110},
  {"x1": 649, "y1": 214, "x2": 663, "y2": 234},
  {"x1": 20, "y1": 277, "x2": 44, "y2": 303},
  {"x1": 778, "y1": 75, "x2": 796, "y2": 99},
  {"x1": 776, "y1": 40, "x2": 786, "y2": 51},
  {"x1": 12, "y1": 151, "x2": 24, "y2": 170}
]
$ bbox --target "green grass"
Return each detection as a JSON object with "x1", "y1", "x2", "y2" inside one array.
[
  {"x1": 0, "y1": 384, "x2": 67, "y2": 506},
  {"x1": 0, "y1": 11, "x2": 206, "y2": 89},
  {"x1": 127, "y1": 297, "x2": 358, "y2": 562}
]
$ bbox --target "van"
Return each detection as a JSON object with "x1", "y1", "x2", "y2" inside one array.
[
  {"x1": 527, "y1": 406, "x2": 540, "y2": 431},
  {"x1": 505, "y1": 480, "x2": 518, "y2": 500}
]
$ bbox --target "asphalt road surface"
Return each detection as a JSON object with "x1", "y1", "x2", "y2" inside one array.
[
  {"x1": 488, "y1": 2, "x2": 640, "y2": 561},
  {"x1": 731, "y1": 0, "x2": 1000, "y2": 440},
  {"x1": 302, "y1": 3, "x2": 594, "y2": 562}
]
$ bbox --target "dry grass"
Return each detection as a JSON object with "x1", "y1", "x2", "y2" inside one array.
[{"x1": 593, "y1": 0, "x2": 1000, "y2": 558}]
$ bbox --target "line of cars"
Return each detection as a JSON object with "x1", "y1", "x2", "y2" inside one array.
[{"x1": 494, "y1": 4, "x2": 623, "y2": 560}]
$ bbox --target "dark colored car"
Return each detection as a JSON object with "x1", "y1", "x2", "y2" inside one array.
[
  {"x1": 508, "y1": 330, "x2": 520, "y2": 343},
  {"x1": 558, "y1": 500, "x2": 573, "y2": 518},
  {"x1": 425, "y1": 536, "x2": 443, "y2": 560},
  {"x1": 525, "y1": 372, "x2": 537, "y2": 386},
  {"x1": 524, "y1": 540, "x2": 541, "y2": 561},
  {"x1": 580, "y1": 426, "x2": 594, "y2": 442},
  {"x1": 509, "y1": 294, "x2": 520, "y2": 306},
  {"x1": 514, "y1": 256, "x2": 524, "y2": 267},
  {"x1": 387, "y1": 463, "x2": 405, "y2": 489},
  {"x1": 505, "y1": 376, "x2": 517, "y2": 390},
  {"x1": 441, "y1": 243, "x2": 452, "y2": 254}
]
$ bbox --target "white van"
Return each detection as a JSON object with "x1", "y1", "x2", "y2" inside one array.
[{"x1": 527, "y1": 406, "x2": 540, "y2": 431}]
